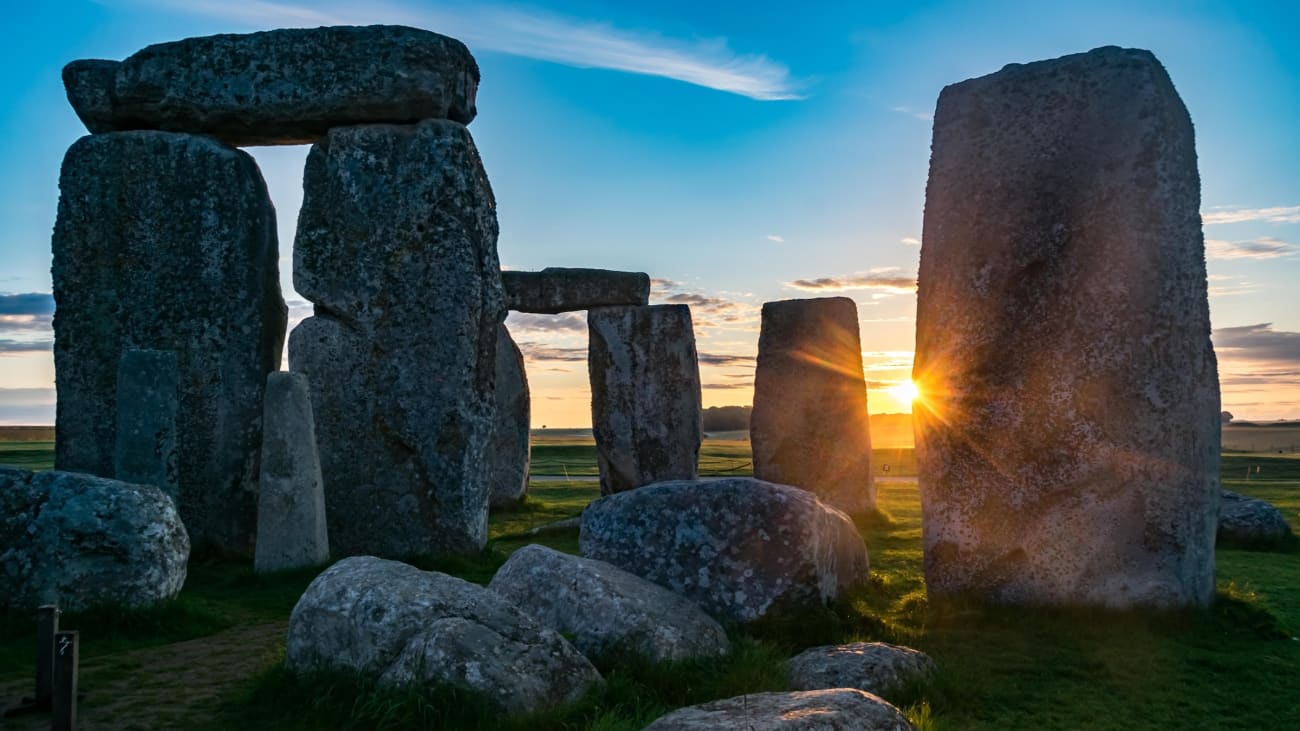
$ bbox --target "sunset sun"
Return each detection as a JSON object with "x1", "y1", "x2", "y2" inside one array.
[{"x1": 889, "y1": 380, "x2": 921, "y2": 404}]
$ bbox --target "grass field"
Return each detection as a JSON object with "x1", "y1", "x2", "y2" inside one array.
[{"x1": 1, "y1": 440, "x2": 1297, "y2": 728}]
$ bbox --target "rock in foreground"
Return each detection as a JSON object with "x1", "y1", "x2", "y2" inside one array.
[
  {"x1": 580, "y1": 478, "x2": 868, "y2": 622},
  {"x1": 489, "y1": 544, "x2": 729, "y2": 662},
  {"x1": 1219, "y1": 491, "x2": 1293, "y2": 545},
  {"x1": 914, "y1": 46, "x2": 1219, "y2": 607},
  {"x1": 64, "y1": 25, "x2": 479, "y2": 146},
  {"x1": 0, "y1": 468, "x2": 189, "y2": 611},
  {"x1": 787, "y1": 642, "x2": 936, "y2": 701},
  {"x1": 286, "y1": 556, "x2": 601, "y2": 714},
  {"x1": 643, "y1": 689, "x2": 914, "y2": 730}
]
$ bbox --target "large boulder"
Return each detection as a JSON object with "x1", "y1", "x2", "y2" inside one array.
[
  {"x1": 113, "y1": 348, "x2": 179, "y2": 500},
  {"x1": 913, "y1": 47, "x2": 1220, "y2": 608},
  {"x1": 63, "y1": 25, "x2": 478, "y2": 146},
  {"x1": 786, "y1": 642, "x2": 936, "y2": 701},
  {"x1": 0, "y1": 467, "x2": 189, "y2": 611},
  {"x1": 286, "y1": 556, "x2": 602, "y2": 714},
  {"x1": 1218, "y1": 490, "x2": 1293, "y2": 545},
  {"x1": 580, "y1": 478, "x2": 868, "y2": 622},
  {"x1": 52, "y1": 130, "x2": 286, "y2": 554},
  {"x1": 642, "y1": 689, "x2": 914, "y2": 730},
  {"x1": 587, "y1": 304, "x2": 701, "y2": 495},
  {"x1": 751, "y1": 297, "x2": 875, "y2": 515},
  {"x1": 488, "y1": 544, "x2": 730, "y2": 662},
  {"x1": 255, "y1": 372, "x2": 329, "y2": 573},
  {"x1": 503, "y1": 267, "x2": 650, "y2": 314},
  {"x1": 488, "y1": 325, "x2": 530, "y2": 509},
  {"x1": 290, "y1": 119, "x2": 504, "y2": 558}
]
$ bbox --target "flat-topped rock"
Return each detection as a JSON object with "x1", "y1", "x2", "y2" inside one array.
[
  {"x1": 488, "y1": 325, "x2": 530, "y2": 509},
  {"x1": 64, "y1": 25, "x2": 478, "y2": 146},
  {"x1": 643, "y1": 689, "x2": 914, "y2": 730},
  {"x1": 914, "y1": 46, "x2": 1220, "y2": 608},
  {"x1": 503, "y1": 268, "x2": 650, "y2": 314},
  {"x1": 255, "y1": 372, "x2": 329, "y2": 573}
]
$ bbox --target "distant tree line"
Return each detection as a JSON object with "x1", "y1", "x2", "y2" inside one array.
[{"x1": 702, "y1": 405, "x2": 752, "y2": 431}]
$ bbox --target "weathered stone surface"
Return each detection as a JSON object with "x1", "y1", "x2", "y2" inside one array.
[
  {"x1": 286, "y1": 556, "x2": 602, "y2": 714},
  {"x1": 255, "y1": 372, "x2": 329, "y2": 573},
  {"x1": 580, "y1": 478, "x2": 868, "y2": 622},
  {"x1": 503, "y1": 268, "x2": 650, "y2": 314},
  {"x1": 488, "y1": 325, "x2": 530, "y2": 509},
  {"x1": 588, "y1": 304, "x2": 701, "y2": 495},
  {"x1": 1219, "y1": 491, "x2": 1293, "y2": 545},
  {"x1": 53, "y1": 131, "x2": 286, "y2": 554},
  {"x1": 290, "y1": 119, "x2": 504, "y2": 558},
  {"x1": 113, "y1": 348, "x2": 179, "y2": 499},
  {"x1": 489, "y1": 544, "x2": 730, "y2": 662},
  {"x1": 63, "y1": 25, "x2": 478, "y2": 146},
  {"x1": 786, "y1": 642, "x2": 936, "y2": 701},
  {"x1": 0, "y1": 467, "x2": 189, "y2": 611},
  {"x1": 643, "y1": 689, "x2": 914, "y2": 730},
  {"x1": 913, "y1": 46, "x2": 1220, "y2": 608},
  {"x1": 752, "y1": 297, "x2": 875, "y2": 515}
]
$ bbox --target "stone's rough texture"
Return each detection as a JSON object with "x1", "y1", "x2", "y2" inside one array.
[
  {"x1": 53, "y1": 131, "x2": 286, "y2": 554},
  {"x1": 588, "y1": 305, "x2": 701, "y2": 495},
  {"x1": 488, "y1": 544, "x2": 730, "y2": 662},
  {"x1": 751, "y1": 297, "x2": 875, "y2": 515},
  {"x1": 255, "y1": 372, "x2": 329, "y2": 573},
  {"x1": 642, "y1": 689, "x2": 915, "y2": 731},
  {"x1": 914, "y1": 47, "x2": 1220, "y2": 608},
  {"x1": 286, "y1": 557, "x2": 602, "y2": 714},
  {"x1": 503, "y1": 268, "x2": 651, "y2": 314},
  {"x1": 580, "y1": 478, "x2": 868, "y2": 622},
  {"x1": 63, "y1": 25, "x2": 478, "y2": 146},
  {"x1": 488, "y1": 325, "x2": 530, "y2": 509},
  {"x1": 786, "y1": 642, "x2": 936, "y2": 701},
  {"x1": 113, "y1": 349, "x2": 179, "y2": 499},
  {"x1": 0, "y1": 467, "x2": 190, "y2": 611},
  {"x1": 1219, "y1": 491, "x2": 1293, "y2": 545},
  {"x1": 290, "y1": 119, "x2": 504, "y2": 558}
]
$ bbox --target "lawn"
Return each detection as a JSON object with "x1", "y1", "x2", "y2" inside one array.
[{"x1": 0, "y1": 445, "x2": 1297, "y2": 729}]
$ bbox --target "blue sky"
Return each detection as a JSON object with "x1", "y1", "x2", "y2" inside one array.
[{"x1": 1, "y1": 0, "x2": 1298, "y2": 425}]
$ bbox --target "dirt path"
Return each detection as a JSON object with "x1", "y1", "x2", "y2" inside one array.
[{"x1": 1, "y1": 621, "x2": 285, "y2": 730}]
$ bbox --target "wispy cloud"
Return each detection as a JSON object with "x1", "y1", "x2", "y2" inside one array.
[
  {"x1": 1214, "y1": 323, "x2": 1300, "y2": 364},
  {"x1": 889, "y1": 105, "x2": 932, "y2": 122},
  {"x1": 517, "y1": 342, "x2": 588, "y2": 362},
  {"x1": 698, "y1": 352, "x2": 755, "y2": 367},
  {"x1": 900, "y1": 236, "x2": 921, "y2": 246},
  {"x1": 1205, "y1": 237, "x2": 1297, "y2": 260},
  {"x1": 506, "y1": 312, "x2": 587, "y2": 335},
  {"x1": 111, "y1": 0, "x2": 803, "y2": 100},
  {"x1": 0, "y1": 338, "x2": 52, "y2": 354},
  {"x1": 766, "y1": 234, "x2": 785, "y2": 243},
  {"x1": 0, "y1": 293, "x2": 55, "y2": 316},
  {"x1": 651, "y1": 281, "x2": 760, "y2": 330},
  {"x1": 785, "y1": 268, "x2": 916, "y2": 295},
  {"x1": 1202, "y1": 205, "x2": 1300, "y2": 225}
]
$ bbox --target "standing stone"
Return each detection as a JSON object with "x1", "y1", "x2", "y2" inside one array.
[
  {"x1": 502, "y1": 268, "x2": 650, "y2": 313},
  {"x1": 290, "y1": 119, "x2": 504, "y2": 558},
  {"x1": 489, "y1": 325, "x2": 530, "y2": 509},
  {"x1": 588, "y1": 304, "x2": 701, "y2": 495},
  {"x1": 255, "y1": 372, "x2": 329, "y2": 573},
  {"x1": 751, "y1": 297, "x2": 875, "y2": 515},
  {"x1": 113, "y1": 349, "x2": 179, "y2": 499},
  {"x1": 914, "y1": 47, "x2": 1220, "y2": 608},
  {"x1": 53, "y1": 131, "x2": 286, "y2": 554},
  {"x1": 63, "y1": 25, "x2": 479, "y2": 146}
]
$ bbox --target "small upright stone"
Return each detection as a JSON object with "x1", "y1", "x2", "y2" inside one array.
[
  {"x1": 113, "y1": 349, "x2": 179, "y2": 499},
  {"x1": 52, "y1": 131, "x2": 286, "y2": 554},
  {"x1": 503, "y1": 268, "x2": 651, "y2": 314},
  {"x1": 63, "y1": 25, "x2": 479, "y2": 146},
  {"x1": 489, "y1": 325, "x2": 530, "y2": 509},
  {"x1": 914, "y1": 47, "x2": 1220, "y2": 607},
  {"x1": 587, "y1": 304, "x2": 701, "y2": 495},
  {"x1": 751, "y1": 297, "x2": 875, "y2": 515},
  {"x1": 255, "y1": 372, "x2": 329, "y2": 573}
]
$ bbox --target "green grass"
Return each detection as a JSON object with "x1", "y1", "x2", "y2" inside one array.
[{"x1": 0, "y1": 440, "x2": 54, "y2": 471}]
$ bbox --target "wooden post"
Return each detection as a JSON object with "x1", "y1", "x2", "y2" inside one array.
[
  {"x1": 52, "y1": 630, "x2": 78, "y2": 731},
  {"x1": 36, "y1": 605, "x2": 60, "y2": 711}
]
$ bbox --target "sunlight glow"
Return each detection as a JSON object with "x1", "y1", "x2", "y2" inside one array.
[{"x1": 889, "y1": 380, "x2": 921, "y2": 404}]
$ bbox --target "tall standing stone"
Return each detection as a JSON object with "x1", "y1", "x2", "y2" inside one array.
[
  {"x1": 255, "y1": 372, "x2": 329, "y2": 573},
  {"x1": 488, "y1": 325, "x2": 530, "y2": 509},
  {"x1": 113, "y1": 349, "x2": 179, "y2": 499},
  {"x1": 290, "y1": 119, "x2": 504, "y2": 558},
  {"x1": 588, "y1": 304, "x2": 701, "y2": 495},
  {"x1": 913, "y1": 47, "x2": 1220, "y2": 608},
  {"x1": 53, "y1": 131, "x2": 286, "y2": 553},
  {"x1": 751, "y1": 297, "x2": 875, "y2": 515}
]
